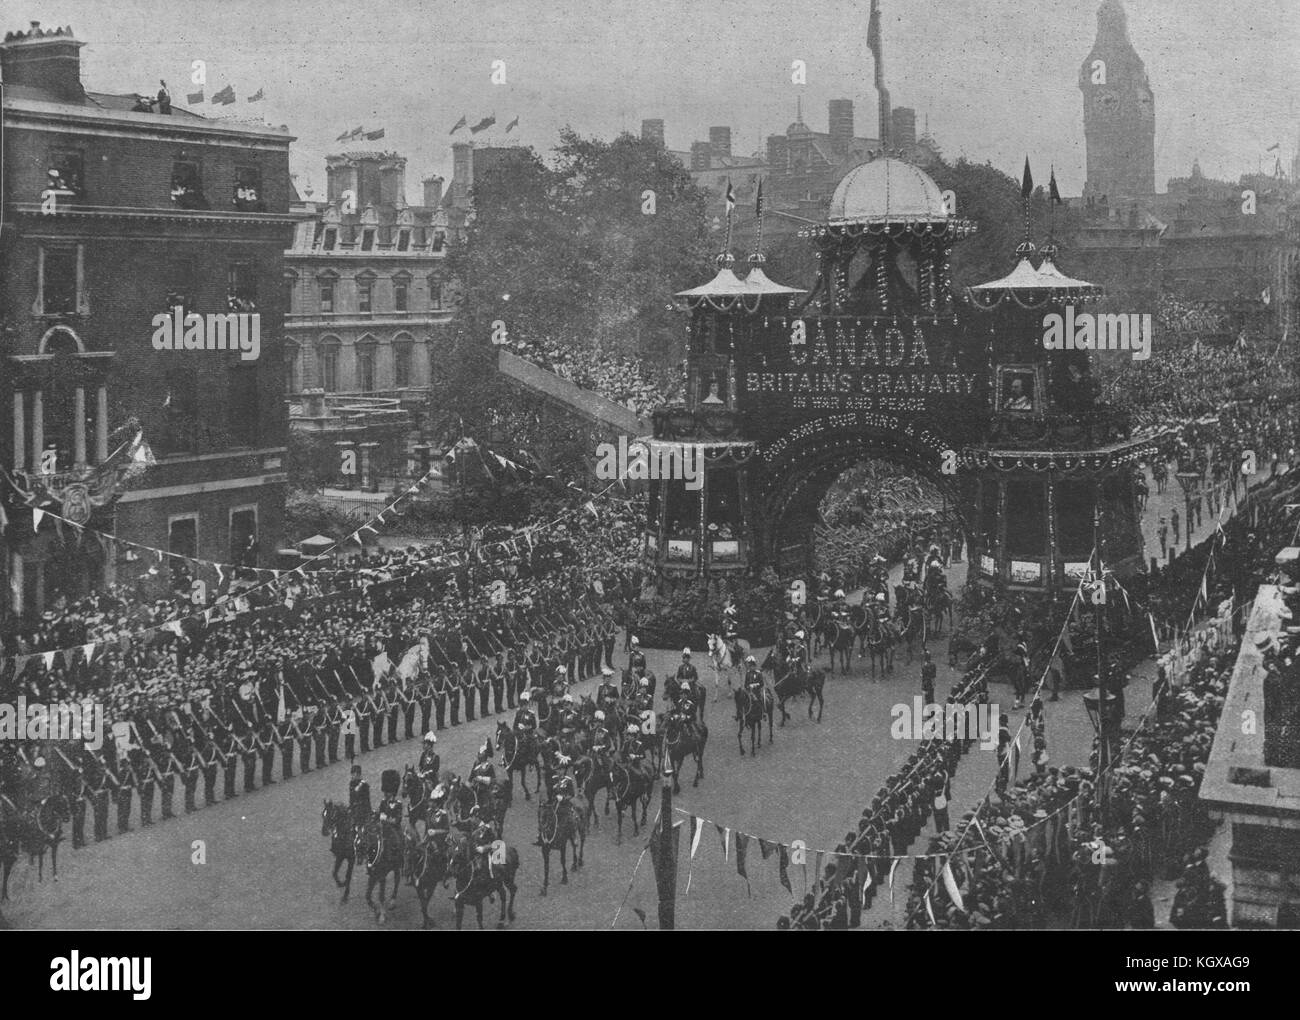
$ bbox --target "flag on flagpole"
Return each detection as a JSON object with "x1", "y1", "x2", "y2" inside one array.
[
  {"x1": 247, "y1": 87, "x2": 265, "y2": 102},
  {"x1": 187, "y1": 88, "x2": 205, "y2": 104},
  {"x1": 1020, "y1": 157, "x2": 1034, "y2": 199},
  {"x1": 364, "y1": 128, "x2": 385, "y2": 139},
  {"x1": 470, "y1": 114, "x2": 496, "y2": 134},
  {"x1": 336, "y1": 127, "x2": 352, "y2": 141},
  {"x1": 449, "y1": 114, "x2": 468, "y2": 134},
  {"x1": 211, "y1": 84, "x2": 236, "y2": 105},
  {"x1": 504, "y1": 115, "x2": 520, "y2": 133}
]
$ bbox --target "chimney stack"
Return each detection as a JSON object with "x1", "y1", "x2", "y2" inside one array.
[
  {"x1": 709, "y1": 126, "x2": 732, "y2": 160},
  {"x1": 690, "y1": 141, "x2": 712, "y2": 171},
  {"x1": 0, "y1": 23, "x2": 85, "y2": 102},
  {"x1": 766, "y1": 134, "x2": 789, "y2": 173},
  {"x1": 641, "y1": 118, "x2": 665, "y2": 146},
  {"x1": 423, "y1": 175, "x2": 445, "y2": 209},
  {"x1": 828, "y1": 99, "x2": 854, "y2": 158},
  {"x1": 891, "y1": 107, "x2": 916, "y2": 151},
  {"x1": 377, "y1": 157, "x2": 407, "y2": 207}
]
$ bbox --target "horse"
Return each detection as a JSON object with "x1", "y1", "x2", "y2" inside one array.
[
  {"x1": 772, "y1": 662, "x2": 826, "y2": 725},
  {"x1": 536, "y1": 793, "x2": 588, "y2": 895},
  {"x1": 20, "y1": 795, "x2": 67, "y2": 885},
  {"x1": 575, "y1": 751, "x2": 615, "y2": 828},
  {"x1": 899, "y1": 602, "x2": 927, "y2": 664},
  {"x1": 732, "y1": 685, "x2": 773, "y2": 756},
  {"x1": 444, "y1": 774, "x2": 478, "y2": 827},
  {"x1": 706, "y1": 633, "x2": 747, "y2": 702},
  {"x1": 825, "y1": 615, "x2": 855, "y2": 674},
  {"x1": 353, "y1": 819, "x2": 405, "y2": 923},
  {"x1": 608, "y1": 761, "x2": 654, "y2": 843},
  {"x1": 477, "y1": 778, "x2": 513, "y2": 841},
  {"x1": 493, "y1": 717, "x2": 540, "y2": 805},
  {"x1": 925, "y1": 586, "x2": 954, "y2": 636},
  {"x1": 401, "y1": 765, "x2": 437, "y2": 838},
  {"x1": 662, "y1": 714, "x2": 707, "y2": 791},
  {"x1": 320, "y1": 800, "x2": 357, "y2": 902},
  {"x1": 449, "y1": 831, "x2": 519, "y2": 930},
  {"x1": 404, "y1": 833, "x2": 451, "y2": 928},
  {"x1": 864, "y1": 613, "x2": 897, "y2": 678}
]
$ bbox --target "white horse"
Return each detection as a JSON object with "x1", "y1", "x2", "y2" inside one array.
[{"x1": 706, "y1": 633, "x2": 747, "y2": 703}]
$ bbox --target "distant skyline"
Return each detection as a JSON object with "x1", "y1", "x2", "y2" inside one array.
[{"x1": 16, "y1": 0, "x2": 1300, "y2": 201}]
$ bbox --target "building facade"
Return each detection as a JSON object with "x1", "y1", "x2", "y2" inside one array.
[{"x1": 0, "y1": 23, "x2": 295, "y2": 616}]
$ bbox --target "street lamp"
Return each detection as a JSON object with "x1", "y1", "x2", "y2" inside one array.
[{"x1": 1174, "y1": 471, "x2": 1200, "y2": 553}]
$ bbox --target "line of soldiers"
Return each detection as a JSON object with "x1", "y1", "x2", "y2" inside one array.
[{"x1": 0, "y1": 598, "x2": 618, "y2": 850}]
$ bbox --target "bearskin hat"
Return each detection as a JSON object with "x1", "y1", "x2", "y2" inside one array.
[{"x1": 381, "y1": 769, "x2": 400, "y2": 795}]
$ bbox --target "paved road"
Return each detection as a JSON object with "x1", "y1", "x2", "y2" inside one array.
[{"x1": 7, "y1": 456, "x2": 1274, "y2": 929}]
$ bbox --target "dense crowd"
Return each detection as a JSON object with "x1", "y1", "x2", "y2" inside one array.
[
  {"x1": 503, "y1": 335, "x2": 675, "y2": 417},
  {"x1": 0, "y1": 496, "x2": 650, "y2": 848}
]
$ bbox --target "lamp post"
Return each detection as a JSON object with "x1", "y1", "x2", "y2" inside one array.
[{"x1": 1175, "y1": 471, "x2": 1200, "y2": 553}]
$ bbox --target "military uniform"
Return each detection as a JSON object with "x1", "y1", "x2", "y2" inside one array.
[
  {"x1": 490, "y1": 656, "x2": 506, "y2": 714},
  {"x1": 348, "y1": 775, "x2": 372, "y2": 826}
]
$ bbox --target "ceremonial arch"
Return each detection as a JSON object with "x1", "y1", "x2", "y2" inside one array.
[{"x1": 645, "y1": 156, "x2": 1153, "y2": 595}]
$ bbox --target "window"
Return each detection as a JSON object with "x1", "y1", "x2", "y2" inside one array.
[
  {"x1": 41, "y1": 247, "x2": 79, "y2": 315},
  {"x1": 284, "y1": 276, "x2": 295, "y2": 313},
  {"x1": 356, "y1": 340, "x2": 377, "y2": 391},
  {"x1": 393, "y1": 341, "x2": 413, "y2": 388},
  {"x1": 319, "y1": 340, "x2": 340, "y2": 391},
  {"x1": 169, "y1": 516, "x2": 198, "y2": 559},
  {"x1": 285, "y1": 341, "x2": 300, "y2": 393},
  {"x1": 361, "y1": 228, "x2": 375, "y2": 252},
  {"x1": 358, "y1": 279, "x2": 373, "y2": 313},
  {"x1": 431, "y1": 229, "x2": 446, "y2": 251},
  {"x1": 320, "y1": 282, "x2": 334, "y2": 313},
  {"x1": 48, "y1": 149, "x2": 85, "y2": 200},
  {"x1": 226, "y1": 364, "x2": 259, "y2": 446},
  {"x1": 429, "y1": 276, "x2": 443, "y2": 310},
  {"x1": 323, "y1": 227, "x2": 337, "y2": 250},
  {"x1": 397, "y1": 228, "x2": 411, "y2": 252},
  {"x1": 227, "y1": 263, "x2": 257, "y2": 311},
  {"x1": 394, "y1": 281, "x2": 408, "y2": 311},
  {"x1": 230, "y1": 508, "x2": 258, "y2": 567},
  {"x1": 233, "y1": 166, "x2": 264, "y2": 212},
  {"x1": 170, "y1": 161, "x2": 207, "y2": 209}
]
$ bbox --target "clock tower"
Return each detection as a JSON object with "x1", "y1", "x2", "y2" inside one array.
[{"x1": 1080, "y1": 0, "x2": 1155, "y2": 206}]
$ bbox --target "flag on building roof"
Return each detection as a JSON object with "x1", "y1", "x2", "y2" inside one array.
[
  {"x1": 504, "y1": 115, "x2": 519, "y2": 133},
  {"x1": 1267, "y1": 141, "x2": 1280, "y2": 152},
  {"x1": 247, "y1": 87, "x2": 265, "y2": 102},
  {"x1": 348, "y1": 126, "x2": 364, "y2": 140},
  {"x1": 211, "y1": 84, "x2": 236, "y2": 105},
  {"x1": 364, "y1": 128, "x2": 385, "y2": 140},
  {"x1": 1020, "y1": 157, "x2": 1033, "y2": 199},
  {"x1": 186, "y1": 88, "x2": 204, "y2": 104},
  {"x1": 450, "y1": 114, "x2": 468, "y2": 134},
  {"x1": 335, "y1": 127, "x2": 351, "y2": 141},
  {"x1": 470, "y1": 114, "x2": 496, "y2": 134}
]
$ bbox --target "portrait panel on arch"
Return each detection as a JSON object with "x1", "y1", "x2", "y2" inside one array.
[{"x1": 997, "y1": 366, "x2": 1040, "y2": 415}]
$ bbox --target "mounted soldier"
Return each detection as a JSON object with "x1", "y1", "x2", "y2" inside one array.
[
  {"x1": 376, "y1": 769, "x2": 404, "y2": 843},
  {"x1": 513, "y1": 690, "x2": 537, "y2": 735},
  {"x1": 590, "y1": 711, "x2": 614, "y2": 761},
  {"x1": 469, "y1": 741, "x2": 496, "y2": 795},
  {"x1": 721, "y1": 602, "x2": 742, "y2": 663},
  {"x1": 596, "y1": 666, "x2": 620, "y2": 713},
  {"x1": 416, "y1": 732, "x2": 440, "y2": 787},
  {"x1": 347, "y1": 764, "x2": 372, "y2": 827},
  {"x1": 788, "y1": 631, "x2": 810, "y2": 676},
  {"x1": 628, "y1": 636, "x2": 647, "y2": 675},
  {"x1": 671, "y1": 648, "x2": 698, "y2": 703}
]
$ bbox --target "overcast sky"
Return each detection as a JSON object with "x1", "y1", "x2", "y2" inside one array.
[{"x1": 21, "y1": 0, "x2": 1300, "y2": 199}]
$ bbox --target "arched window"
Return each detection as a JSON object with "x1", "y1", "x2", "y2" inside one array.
[
  {"x1": 318, "y1": 336, "x2": 341, "y2": 392},
  {"x1": 356, "y1": 336, "x2": 378, "y2": 392}
]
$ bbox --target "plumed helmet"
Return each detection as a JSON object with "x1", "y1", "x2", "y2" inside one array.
[
  {"x1": 682, "y1": 648, "x2": 691, "y2": 656},
  {"x1": 594, "y1": 710, "x2": 606, "y2": 721},
  {"x1": 626, "y1": 724, "x2": 639, "y2": 734},
  {"x1": 423, "y1": 732, "x2": 437, "y2": 743},
  {"x1": 834, "y1": 589, "x2": 845, "y2": 598}
]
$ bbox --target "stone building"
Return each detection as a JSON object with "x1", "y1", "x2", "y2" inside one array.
[{"x1": 0, "y1": 23, "x2": 294, "y2": 615}]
